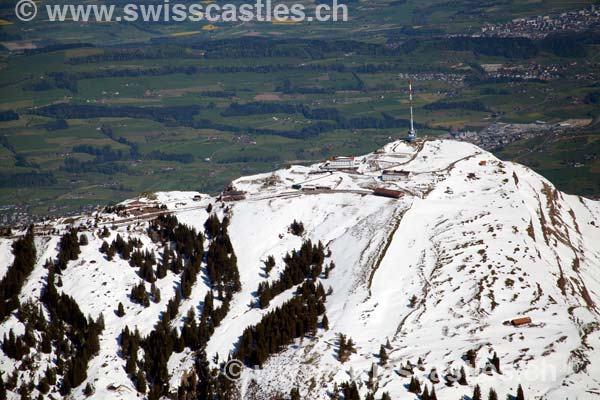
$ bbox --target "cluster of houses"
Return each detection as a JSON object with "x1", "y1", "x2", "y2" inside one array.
[
  {"x1": 450, "y1": 121, "x2": 581, "y2": 150},
  {"x1": 480, "y1": 6, "x2": 600, "y2": 39},
  {"x1": 120, "y1": 200, "x2": 164, "y2": 216},
  {"x1": 218, "y1": 154, "x2": 410, "y2": 202},
  {"x1": 481, "y1": 62, "x2": 564, "y2": 82},
  {"x1": 298, "y1": 156, "x2": 408, "y2": 199}
]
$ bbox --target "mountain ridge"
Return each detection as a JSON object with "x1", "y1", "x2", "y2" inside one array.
[{"x1": 1, "y1": 139, "x2": 599, "y2": 400}]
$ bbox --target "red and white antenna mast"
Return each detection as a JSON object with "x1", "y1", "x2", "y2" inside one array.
[{"x1": 407, "y1": 80, "x2": 417, "y2": 141}]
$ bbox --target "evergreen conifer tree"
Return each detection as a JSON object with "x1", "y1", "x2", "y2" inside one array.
[
  {"x1": 472, "y1": 384, "x2": 482, "y2": 400},
  {"x1": 290, "y1": 220, "x2": 305, "y2": 236},
  {"x1": 135, "y1": 369, "x2": 146, "y2": 393},
  {"x1": 379, "y1": 344, "x2": 388, "y2": 365},
  {"x1": 408, "y1": 376, "x2": 421, "y2": 393},
  {"x1": 458, "y1": 366, "x2": 468, "y2": 385},
  {"x1": 430, "y1": 386, "x2": 438, "y2": 400},
  {"x1": 84, "y1": 382, "x2": 94, "y2": 396},
  {"x1": 516, "y1": 384, "x2": 525, "y2": 400},
  {"x1": 117, "y1": 302, "x2": 125, "y2": 317},
  {"x1": 290, "y1": 387, "x2": 301, "y2": 400},
  {"x1": 466, "y1": 349, "x2": 477, "y2": 368},
  {"x1": 322, "y1": 314, "x2": 329, "y2": 330},
  {"x1": 491, "y1": 352, "x2": 501, "y2": 373},
  {"x1": 422, "y1": 385, "x2": 430, "y2": 400},
  {"x1": 38, "y1": 377, "x2": 49, "y2": 394},
  {"x1": 0, "y1": 373, "x2": 6, "y2": 400},
  {"x1": 340, "y1": 381, "x2": 360, "y2": 400}
]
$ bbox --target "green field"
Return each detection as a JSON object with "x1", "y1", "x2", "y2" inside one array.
[
  {"x1": 1, "y1": 0, "x2": 599, "y2": 220},
  {"x1": 496, "y1": 127, "x2": 600, "y2": 198}
]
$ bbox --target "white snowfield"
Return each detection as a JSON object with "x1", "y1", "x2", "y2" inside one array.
[{"x1": 1, "y1": 139, "x2": 599, "y2": 400}]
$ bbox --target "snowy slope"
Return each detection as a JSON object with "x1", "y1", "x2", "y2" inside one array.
[{"x1": 1, "y1": 138, "x2": 599, "y2": 400}]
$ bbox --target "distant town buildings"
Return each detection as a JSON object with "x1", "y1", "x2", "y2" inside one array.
[
  {"x1": 0, "y1": 203, "x2": 101, "y2": 230},
  {"x1": 481, "y1": 62, "x2": 562, "y2": 81},
  {"x1": 480, "y1": 6, "x2": 600, "y2": 39},
  {"x1": 448, "y1": 119, "x2": 591, "y2": 150},
  {"x1": 396, "y1": 62, "x2": 572, "y2": 83},
  {"x1": 396, "y1": 72, "x2": 465, "y2": 83}
]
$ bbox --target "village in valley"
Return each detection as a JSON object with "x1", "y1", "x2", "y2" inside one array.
[
  {"x1": 480, "y1": 5, "x2": 600, "y2": 39},
  {"x1": 447, "y1": 119, "x2": 593, "y2": 150}
]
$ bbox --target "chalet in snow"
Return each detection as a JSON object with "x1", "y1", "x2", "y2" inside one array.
[
  {"x1": 381, "y1": 170, "x2": 411, "y2": 181},
  {"x1": 220, "y1": 190, "x2": 246, "y2": 202},
  {"x1": 373, "y1": 188, "x2": 404, "y2": 199},
  {"x1": 511, "y1": 317, "x2": 532, "y2": 326},
  {"x1": 320, "y1": 156, "x2": 357, "y2": 171}
]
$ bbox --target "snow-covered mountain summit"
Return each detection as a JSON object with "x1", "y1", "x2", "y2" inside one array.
[{"x1": 1, "y1": 139, "x2": 599, "y2": 400}]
